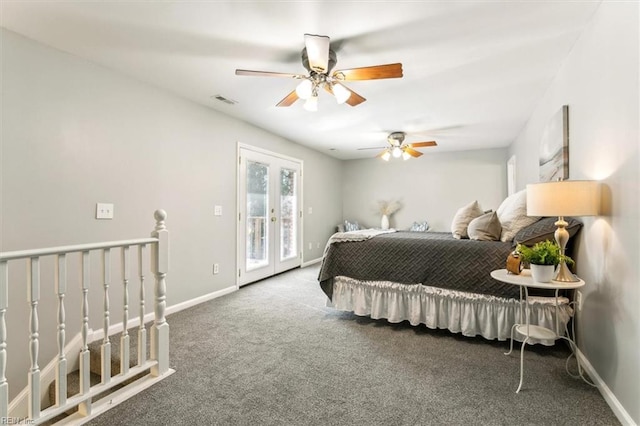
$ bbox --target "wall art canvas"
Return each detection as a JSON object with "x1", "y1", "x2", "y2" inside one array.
[{"x1": 539, "y1": 105, "x2": 569, "y2": 182}]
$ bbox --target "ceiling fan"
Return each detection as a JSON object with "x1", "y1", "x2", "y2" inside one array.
[
  {"x1": 235, "y1": 34, "x2": 403, "y2": 111},
  {"x1": 358, "y1": 132, "x2": 437, "y2": 161}
]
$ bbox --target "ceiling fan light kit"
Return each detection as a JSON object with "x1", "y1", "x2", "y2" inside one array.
[{"x1": 235, "y1": 33, "x2": 403, "y2": 111}]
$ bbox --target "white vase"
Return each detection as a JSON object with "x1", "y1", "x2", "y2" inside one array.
[
  {"x1": 381, "y1": 214, "x2": 389, "y2": 230},
  {"x1": 530, "y1": 264, "x2": 555, "y2": 283}
]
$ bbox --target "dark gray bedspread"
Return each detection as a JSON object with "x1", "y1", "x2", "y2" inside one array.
[{"x1": 318, "y1": 231, "x2": 522, "y2": 300}]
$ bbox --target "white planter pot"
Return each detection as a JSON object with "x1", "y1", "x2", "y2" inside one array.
[
  {"x1": 381, "y1": 214, "x2": 390, "y2": 230},
  {"x1": 530, "y1": 264, "x2": 555, "y2": 283}
]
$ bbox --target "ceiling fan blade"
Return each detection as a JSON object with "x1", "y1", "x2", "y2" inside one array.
[
  {"x1": 357, "y1": 146, "x2": 387, "y2": 151},
  {"x1": 376, "y1": 149, "x2": 390, "y2": 158},
  {"x1": 344, "y1": 88, "x2": 366, "y2": 106},
  {"x1": 403, "y1": 147, "x2": 423, "y2": 158},
  {"x1": 235, "y1": 69, "x2": 304, "y2": 79},
  {"x1": 408, "y1": 141, "x2": 438, "y2": 148},
  {"x1": 323, "y1": 84, "x2": 367, "y2": 107},
  {"x1": 276, "y1": 90, "x2": 299, "y2": 107},
  {"x1": 304, "y1": 34, "x2": 331, "y2": 73},
  {"x1": 333, "y1": 63, "x2": 403, "y2": 81}
]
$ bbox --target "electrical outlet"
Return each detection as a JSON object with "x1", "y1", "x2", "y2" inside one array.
[
  {"x1": 214, "y1": 205, "x2": 222, "y2": 216},
  {"x1": 96, "y1": 203, "x2": 114, "y2": 219},
  {"x1": 317, "y1": 242, "x2": 320, "y2": 248},
  {"x1": 308, "y1": 242, "x2": 312, "y2": 250},
  {"x1": 308, "y1": 207, "x2": 313, "y2": 214},
  {"x1": 213, "y1": 263, "x2": 219, "y2": 274},
  {"x1": 576, "y1": 290, "x2": 583, "y2": 311}
]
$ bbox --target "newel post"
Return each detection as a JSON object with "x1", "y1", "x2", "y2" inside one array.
[{"x1": 150, "y1": 209, "x2": 169, "y2": 376}]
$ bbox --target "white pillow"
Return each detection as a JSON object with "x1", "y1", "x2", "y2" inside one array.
[
  {"x1": 451, "y1": 200, "x2": 484, "y2": 239},
  {"x1": 496, "y1": 190, "x2": 540, "y2": 242}
]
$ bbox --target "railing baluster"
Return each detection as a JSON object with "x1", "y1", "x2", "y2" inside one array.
[
  {"x1": 78, "y1": 251, "x2": 91, "y2": 416},
  {"x1": 151, "y1": 210, "x2": 170, "y2": 376},
  {"x1": 101, "y1": 249, "x2": 111, "y2": 384},
  {"x1": 0, "y1": 213, "x2": 170, "y2": 422},
  {"x1": 120, "y1": 246, "x2": 130, "y2": 376},
  {"x1": 55, "y1": 254, "x2": 67, "y2": 406},
  {"x1": 138, "y1": 244, "x2": 147, "y2": 366},
  {"x1": 0, "y1": 261, "x2": 8, "y2": 418},
  {"x1": 27, "y1": 257, "x2": 41, "y2": 419}
]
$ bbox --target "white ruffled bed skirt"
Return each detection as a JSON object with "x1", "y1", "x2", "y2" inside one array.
[{"x1": 330, "y1": 276, "x2": 573, "y2": 346}]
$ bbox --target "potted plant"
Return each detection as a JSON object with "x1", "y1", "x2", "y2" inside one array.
[{"x1": 516, "y1": 240, "x2": 574, "y2": 283}]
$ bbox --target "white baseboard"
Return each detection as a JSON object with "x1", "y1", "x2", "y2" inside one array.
[
  {"x1": 302, "y1": 257, "x2": 322, "y2": 268},
  {"x1": 576, "y1": 349, "x2": 637, "y2": 426},
  {"x1": 165, "y1": 285, "x2": 237, "y2": 316},
  {"x1": 89, "y1": 284, "x2": 237, "y2": 342}
]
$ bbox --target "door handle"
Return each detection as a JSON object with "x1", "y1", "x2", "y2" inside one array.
[{"x1": 271, "y1": 217, "x2": 277, "y2": 222}]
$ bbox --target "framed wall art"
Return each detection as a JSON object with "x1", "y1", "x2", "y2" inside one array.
[{"x1": 539, "y1": 105, "x2": 569, "y2": 182}]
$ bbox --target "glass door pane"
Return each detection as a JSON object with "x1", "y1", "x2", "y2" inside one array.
[
  {"x1": 279, "y1": 168, "x2": 297, "y2": 261},
  {"x1": 246, "y1": 160, "x2": 269, "y2": 271}
]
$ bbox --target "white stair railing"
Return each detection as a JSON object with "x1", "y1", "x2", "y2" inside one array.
[{"x1": 0, "y1": 209, "x2": 172, "y2": 424}]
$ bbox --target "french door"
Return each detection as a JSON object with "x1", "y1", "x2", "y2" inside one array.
[{"x1": 237, "y1": 145, "x2": 302, "y2": 286}]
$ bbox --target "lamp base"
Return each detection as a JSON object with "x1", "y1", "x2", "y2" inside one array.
[
  {"x1": 554, "y1": 216, "x2": 579, "y2": 282},
  {"x1": 554, "y1": 261, "x2": 579, "y2": 282}
]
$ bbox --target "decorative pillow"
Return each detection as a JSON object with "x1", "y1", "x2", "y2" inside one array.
[
  {"x1": 513, "y1": 217, "x2": 583, "y2": 247},
  {"x1": 410, "y1": 221, "x2": 430, "y2": 232},
  {"x1": 468, "y1": 211, "x2": 502, "y2": 241},
  {"x1": 344, "y1": 220, "x2": 360, "y2": 232},
  {"x1": 451, "y1": 200, "x2": 484, "y2": 239},
  {"x1": 496, "y1": 190, "x2": 539, "y2": 242}
]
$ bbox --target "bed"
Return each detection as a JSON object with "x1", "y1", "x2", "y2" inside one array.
[{"x1": 318, "y1": 196, "x2": 583, "y2": 344}]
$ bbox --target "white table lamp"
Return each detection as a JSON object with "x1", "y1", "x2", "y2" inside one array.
[{"x1": 526, "y1": 180, "x2": 600, "y2": 282}]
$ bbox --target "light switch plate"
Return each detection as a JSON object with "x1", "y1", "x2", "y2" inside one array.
[
  {"x1": 214, "y1": 205, "x2": 222, "y2": 216},
  {"x1": 96, "y1": 203, "x2": 114, "y2": 219}
]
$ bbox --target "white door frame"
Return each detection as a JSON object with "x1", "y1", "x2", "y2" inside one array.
[{"x1": 236, "y1": 142, "x2": 303, "y2": 287}]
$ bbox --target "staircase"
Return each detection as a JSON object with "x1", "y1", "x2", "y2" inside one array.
[
  {"x1": 2, "y1": 210, "x2": 174, "y2": 425},
  {"x1": 43, "y1": 328, "x2": 146, "y2": 424}
]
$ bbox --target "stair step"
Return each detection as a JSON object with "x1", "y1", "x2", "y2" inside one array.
[
  {"x1": 45, "y1": 327, "x2": 149, "y2": 415},
  {"x1": 88, "y1": 327, "x2": 147, "y2": 377},
  {"x1": 43, "y1": 371, "x2": 102, "y2": 424},
  {"x1": 48, "y1": 371, "x2": 102, "y2": 403},
  {"x1": 44, "y1": 368, "x2": 147, "y2": 424}
]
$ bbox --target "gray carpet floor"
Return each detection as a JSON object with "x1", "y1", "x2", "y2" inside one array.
[{"x1": 87, "y1": 265, "x2": 618, "y2": 425}]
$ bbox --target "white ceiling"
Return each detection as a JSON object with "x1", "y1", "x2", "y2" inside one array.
[{"x1": 1, "y1": 1, "x2": 600, "y2": 160}]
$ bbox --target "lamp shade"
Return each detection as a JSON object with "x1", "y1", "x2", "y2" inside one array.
[{"x1": 526, "y1": 180, "x2": 600, "y2": 217}]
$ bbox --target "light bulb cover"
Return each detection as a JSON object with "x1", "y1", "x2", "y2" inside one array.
[
  {"x1": 392, "y1": 146, "x2": 402, "y2": 158},
  {"x1": 402, "y1": 151, "x2": 411, "y2": 160},
  {"x1": 295, "y1": 79, "x2": 313, "y2": 100},
  {"x1": 381, "y1": 151, "x2": 391, "y2": 161},
  {"x1": 332, "y1": 83, "x2": 352, "y2": 104},
  {"x1": 303, "y1": 95, "x2": 318, "y2": 112}
]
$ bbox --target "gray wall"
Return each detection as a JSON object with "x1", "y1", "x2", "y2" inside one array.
[
  {"x1": 508, "y1": 3, "x2": 639, "y2": 423},
  {"x1": 342, "y1": 148, "x2": 508, "y2": 231},
  {"x1": 1, "y1": 29, "x2": 342, "y2": 399}
]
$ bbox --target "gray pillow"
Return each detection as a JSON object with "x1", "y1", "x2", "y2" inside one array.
[
  {"x1": 513, "y1": 217, "x2": 583, "y2": 247},
  {"x1": 468, "y1": 211, "x2": 502, "y2": 241}
]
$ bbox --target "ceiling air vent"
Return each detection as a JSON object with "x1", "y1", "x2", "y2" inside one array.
[{"x1": 211, "y1": 95, "x2": 238, "y2": 105}]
